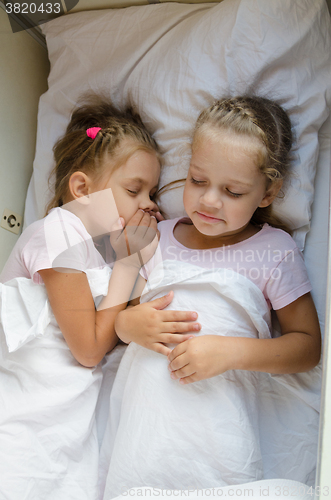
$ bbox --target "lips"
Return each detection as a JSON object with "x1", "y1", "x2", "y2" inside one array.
[{"x1": 196, "y1": 212, "x2": 223, "y2": 224}]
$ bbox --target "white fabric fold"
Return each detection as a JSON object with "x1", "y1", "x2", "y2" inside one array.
[
  {"x1": 100, "y1": 261, "x2": 272, "y2": 497},
  {"x1": 0, "y1": 267, "x2": 112, "y2": 500},
  {"x1": 100, "y1": 261, "x2": 320, "y2": 497},
  {"x1": 0, "y1": 267, "x2": 112, "y2": 355},
  {"x1": 0, "y1": 279, "x2": 51, "y2": 354}
]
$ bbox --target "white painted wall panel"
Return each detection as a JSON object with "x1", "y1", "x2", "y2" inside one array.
[{"x1": 0, "y1": 8, "x2": 49, "y2": 271}]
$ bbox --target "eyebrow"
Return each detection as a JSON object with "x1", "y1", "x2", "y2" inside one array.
[
  {"x1": 190, "y1": 165, "x2": 254, "y2": 188},
  {"x1": 126, "y1": 177, "x2": 159, "y2": 190},
  {"x1": 227, "y1": 179, "x2": 254, "y2": 188}
]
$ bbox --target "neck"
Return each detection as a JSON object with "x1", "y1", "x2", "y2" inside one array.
[{"x1": 174, "y1": 221, "x2": 260, "y2": 250}]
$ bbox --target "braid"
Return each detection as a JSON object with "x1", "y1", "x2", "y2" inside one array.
[
  {"x1": 46, "y1": 93, "x2": 160, "y2": 214},
  {"x1": 193, "y1": 95, "x2": 293, "y2": 232}
]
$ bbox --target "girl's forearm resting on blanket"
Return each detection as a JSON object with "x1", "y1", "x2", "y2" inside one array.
[
  {"x1": 168, "y1": 293, "x2": 321, "y2": 383},
  {"x1": 39, "y1": 258, "x2": 141, "y2": 368}
]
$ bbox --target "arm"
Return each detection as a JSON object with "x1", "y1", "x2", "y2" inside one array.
[
  {"x1": 168, "y1": 292, "x2": 321, "y2": 384},
  {"x1": 235, "y1": 292, "x2": 321, "y2": 373},
  {"x1": 39, "y1": 258, "x2": 140, "y2": 368},
  {"x1": 39, "y1": 210, "x2": 159, "y2": 368}
]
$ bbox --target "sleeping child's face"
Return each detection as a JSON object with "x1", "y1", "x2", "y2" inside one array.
[
  {"x1": 92, "y1": 149, "x2": 160, "y2": 225},
  {"x1": 183, "y1": 130, "x2": 274, "y2": 242}
]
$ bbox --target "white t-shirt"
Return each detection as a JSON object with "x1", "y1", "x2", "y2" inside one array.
[
  {"x1": 0, "y1": 208, "x2": 107, "y2": 284},
  {"x1": 141, "y1": 217, "x2": 311, "y2": 310}
]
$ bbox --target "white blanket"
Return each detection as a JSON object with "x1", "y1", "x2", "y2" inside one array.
[
  {"x1": 0, "y1": 268, "x2": 111, "y2": 500},
  {"x1": 100, "y1": 261, "x2": 320, "y2": 498}
]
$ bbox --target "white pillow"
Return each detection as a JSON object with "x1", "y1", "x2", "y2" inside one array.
[{"x1": 26, "y1": 0, "x2": 331, "y2": 250}]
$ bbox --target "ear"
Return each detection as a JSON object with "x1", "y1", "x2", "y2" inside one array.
[
  {"x1": 259, "y1": 180, "x2": 283, "y2": 208},
  {"x1": 68, "y1": 171, "x2": 93, "y2": 203}
]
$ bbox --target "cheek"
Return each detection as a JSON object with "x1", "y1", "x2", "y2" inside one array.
[
  {"x1": 183, "y1": 183, "x2": 194, "y2": 209},
  {"x1": 232, "y1": 199, "x2": 257, "y2": 221},
  {"x1": 119, "y1": 197, "x2": 139, "y2": 223}
]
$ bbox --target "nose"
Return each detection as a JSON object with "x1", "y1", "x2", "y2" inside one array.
[
  {"x1": 139, "y1": 195, "x2": 156, "y2": 212},
  {"x1": 200, "y1": 188, "x2": 222, "y2": 209}
]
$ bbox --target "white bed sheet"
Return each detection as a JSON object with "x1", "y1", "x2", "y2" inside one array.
[{"x1": 18, "y1": 0, "x2": 331, "y2": 493}]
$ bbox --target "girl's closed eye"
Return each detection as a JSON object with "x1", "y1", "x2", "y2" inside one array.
[
  {"x1": 226, "y1": 188, "x2": 243, "y2": 198},
  {"x1": 190, "y1": 176, "x2": 205, "y2": 185},
  {"x1": 190, "y1": 176, "x2": 242, "y2": 197}
]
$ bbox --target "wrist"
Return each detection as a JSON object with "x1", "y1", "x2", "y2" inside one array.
[
  {"x1": 230, "y1": 337, "x2": 260, "y2": 371},
  {"x1": 214, "y1": 336, "x2": 243, "y2": 373},
  {"x1": 115, "y1": 253, "x2": 142, "y2": 269},
  {"x1": 114, "y1": 310, "x2": 129, "y2": 343},
  {"x1": 113, "y1": 255, "x2": 141, "y2": 271}
]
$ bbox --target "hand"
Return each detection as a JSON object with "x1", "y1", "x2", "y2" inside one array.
[
  {"x1": 109, "y1": 210, "x2": 159, "y2": 266},
  {"x1": 115, "y1": 291, "x2": 201, "y2": 356},
  {"x1": 145, "y1": 200, "x2": 165, "y2": 222},
  {"x1": 148, "y1": 210, "x2": 164, "y2": 222},
  {"x1": 168, "y1": 335, "x2": 237, "y2": 384}
]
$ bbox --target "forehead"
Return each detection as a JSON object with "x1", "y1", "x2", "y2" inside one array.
[
  {"x1": 124, "y1": 150, "x2": 160, "y2": 183},
  {"x1": 191, "y1": 130, "x2": 264, "y2": 179},
  {"x1": 108, "y1": 149, "x2": 160, "y2": 185}
]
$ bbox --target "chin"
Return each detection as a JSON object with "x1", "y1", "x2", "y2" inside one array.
[{"x1": 194, "y1": 223, "x2": 223, "y2": 237}]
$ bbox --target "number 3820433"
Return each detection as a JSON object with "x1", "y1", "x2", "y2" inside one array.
[{"x1": 6, "y1": 2, "x2": 61, "y2": 14}]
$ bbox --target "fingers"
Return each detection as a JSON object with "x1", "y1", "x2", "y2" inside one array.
[
  {"x1": 146, "y1": 291, "x2": 200, "y2": 328},
  {"x1": 129, "y1": 212, "x2": 158, "y2": 246},
  {"x1": 160, "y1": 333, "x2": 195, "y2": 344},
  {"x1": 145, "y1": 294, "x2": 201, "y2": 335},
  {"x1": 168, "y1": 353, "x2": 196, "y2": 382},
  {"x1": 110, "y1": 217, "x2": 125, "y2": 232},
  {"x1": 148, "y1": 291, "x2": 174, "y2": 310},
  {"x1": 126, "y1": 210, "x2": 157, "y2": 231},
  {"x1": 168, "y1": 346, "x2": 197, "y2": 384},
  {"x1": 168, "y1": 341, "x2": 187, "y2": 365},
  {"x1": 125, "y1": 209, "x2": 145, "y2": 228},
  {"x1": 152, "y1": 343, "x2": 172, "y2": 357},
  {"x1": 118, "y1": 211, "x2": 158, "y2": 258},
  {"x1": 170, "y1": 366, "x2": 194, "y2": 381},
  {"x1": 155, "y1": 211, "x2": 165, "y2": 222},
  {"x1": 163, "y1": 321, "x2": 201, "y2": 334},
  {"x1": 148, "y1": 210, "x2": 164, "y2": 222},
  {"x1": 170, "y1": 365, "x2": 190, "y2": 379},
  {"x1": 124, "y1": 210, "x2": 154, "y2": 242},
  {"x1": 176, "y1": 374, "x2": 197, "y2": 385},
  {"x1": 161, "y1": 309, "x2": 199, "y2": 324}
]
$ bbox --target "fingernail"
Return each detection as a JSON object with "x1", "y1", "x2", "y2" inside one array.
[
  {"x1": 188, "y1": 336, "x2": 195, "y2": 339},
  {"x1": 192, "y1": 313, "x2": 198, "y2": 320},
  {"x1": 113, "y1": 218, "x2": 123, "y2": 228},
  {"x1": 170, "y1": 372, "x2": 176, "y2": 379},
  {"x1": 151, "y1": 215, "x2": 156, "y2": 219},
  {"x1": 193, "y1": 323, "x2": 201, "y2": 331}
]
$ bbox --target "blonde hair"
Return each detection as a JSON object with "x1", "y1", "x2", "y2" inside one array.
[
  {"x1": 192, "y1": 96, "x2": 293, "y2": 232},
  {"x1": 46, "y1": 94, "x2": 161, "y2": 214}
]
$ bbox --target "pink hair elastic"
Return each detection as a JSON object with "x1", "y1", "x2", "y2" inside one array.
[{"x1": 86, "y1": 127, "x2": 102, "y2": 139}]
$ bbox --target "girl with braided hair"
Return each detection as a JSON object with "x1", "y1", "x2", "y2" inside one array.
[
  {"x1": 100, "y1": 96, "x2": 321, "y2": 496},
  {"x1": 0, "y1": 94, "x2": 200, "y2": 499}
]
